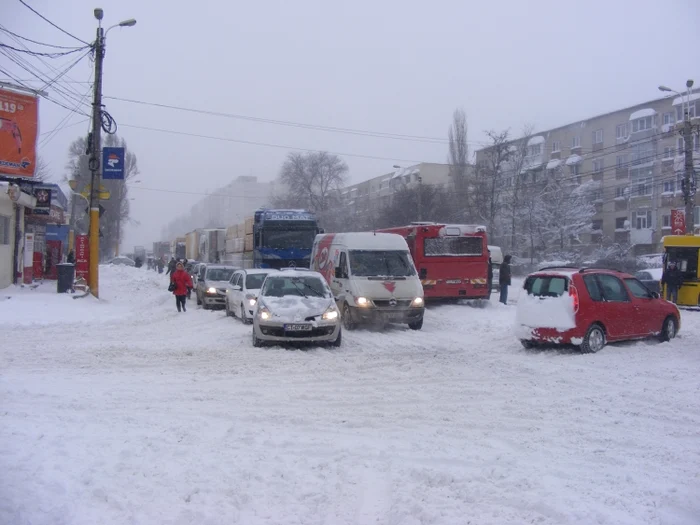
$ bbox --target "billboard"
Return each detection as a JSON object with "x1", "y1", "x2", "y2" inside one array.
[
  {"x1": 0, "y1": 89, "x2": 39, "y2": 178},
  {"x1": 671, "y1": 209, "x2": 686, "y2": 235},
  {"x1": 102, "y1": 147, "x2": 125, "y2": 179}
]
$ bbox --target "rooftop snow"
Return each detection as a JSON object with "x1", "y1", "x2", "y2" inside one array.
[
  {"x1": 629, "y1": 108, "x2": 657, "y2": 120},
  {"x1": 546, "y1": 159, "x2": 561, "y2": 170},
  {"x1": 565, "y1": 154, "x2": 582, "y2": 166},
  {"x1": 320, "y1": 232, "x2": 409, "y2": 251},
  {"x1": 527, "y1": 135, "x2": 545, "y2": 146},
  {"x1": 672, "y1": 92, "x2": 700, "y2": 106}
]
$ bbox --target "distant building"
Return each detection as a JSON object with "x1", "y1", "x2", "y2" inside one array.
[{"x1": 474, "y1": 91, "x2": 700, "y2": 256}]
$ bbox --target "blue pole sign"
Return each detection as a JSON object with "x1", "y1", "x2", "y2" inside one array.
[{"x1": 102, "y1": 147, "x2": 125, "y2": 180}]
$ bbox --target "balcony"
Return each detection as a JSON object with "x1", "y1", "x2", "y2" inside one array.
[{"x1": 630, "y1": 228, "x2": 653, "y2": 245}]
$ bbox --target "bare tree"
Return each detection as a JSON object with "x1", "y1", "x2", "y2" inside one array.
[
  {"x1": 32, "y1": 155, "x2": 51, "y2": 181},
  {"x1": 274, "y1": 151, "x2": 348, "y2": 213},
  {"x1": 377, "y1": 185, "x2": 453, "y2": 228},
  {"x1": 472, "y1": 130, "x2": 513, "y2": 238},
  {"x1": 447, "y1": 108, "x2": 470, "y2": 216}
]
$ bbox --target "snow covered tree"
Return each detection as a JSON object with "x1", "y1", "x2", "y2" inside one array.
[
  {"x1": 377, "y1": 184, "x2": 453, "y2": 228},
  {"x1": 447, "y1": 108, "x2": 471, "y2": 216}
]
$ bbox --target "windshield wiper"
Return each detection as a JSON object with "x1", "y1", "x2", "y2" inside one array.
[
  {"x1": 299, "y1": 282, "x2": 324, "y2": 297},
  {"x1": 290, "y1": 280, "x2": 308, "y2": 298}
]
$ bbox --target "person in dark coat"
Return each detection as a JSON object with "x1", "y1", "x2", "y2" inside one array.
[
  {"x1": 157, "y1": 257, "x2": 165, "y2": 274},
  {"x1": 499, "y1": 254, "x2": 512, "y2": 305},
  {"x1": 662, "y1": 262, "x2": 683, "y2": 303},
  {"x1": 170, "y1": 261, "x2": 194, "y2": 312},
  {"x1": 66, "y1": 250, "x2": 75, "y2": 264},
  {"x1": 487, "y1": 252, "x2": 494, "y2": 300},
  {"x1": 166, "y1": 257, "x2": 177, "y2": 275}
]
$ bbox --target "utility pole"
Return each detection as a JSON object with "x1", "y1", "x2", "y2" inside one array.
[
  {"x1": 87, "y1": 9, "x2": 105, "y2": 298},
  {"x1": 681, "y1": 80, "x2": 697, "y2": 233},
  {"x1": 417, "y1": 175, "x2": 423, "y2": 221}
]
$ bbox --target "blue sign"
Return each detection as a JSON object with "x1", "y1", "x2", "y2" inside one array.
[
  {"x1": 263, "y1": 211, "x2": 315, "y2": 221},
  {"x1": 46, "y1": 225, "x2": 69, "y2": 244},
  {"x1": 102, "y1": 147, "x2": 125, "y2": 180}
]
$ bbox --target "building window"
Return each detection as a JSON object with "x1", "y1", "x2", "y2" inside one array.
[
  {"x1": 663, "y1": 112, "x2": 675, "y2": 126},
  {"x1": 0, "y1": 215, "x2": 10, "y2": 244},
  {"x1": 630, "y1": 167, "x2": 653, "y2": 196},
  {"x1": 631, "y1": 116, "x2": 656, "y2": 133},
  {"x1": 571, "y1": 136, "x2": 581, "y2": 149},
  {"x1": 662, "y1": 214, "x2": 671, "y2": 229},
  {"x1": 616, "y1": 155, "x2": 628, "y2": 168},
  {"x1": 630, "y1": 141, "x2": 656, "y2": 165},
  {"x1": 592, "y1": 219, "x2": 603, "y2": 231},
  {"x1": 676, "y1": 102, "x2": 697, "y2": 122},
  {"x1": 593, "y1": 158, "x2": 604, "y2": 173},
  {"x1": 591, "y1": 189, "x2": 603, "y2": 202},
  {"x1": 663, "y1": 146, "x2": 675, "y2": 159},
  {"x1": 528, "y1": 144, "x2": 542, "y2": 156},
  {"x1": 663, "y1": 180, "x2": 676, "y2": 193},
  {"x1": 551, "y1": 141, "x2": 560, "y2": 153},
  {"x1": 593, "y1": 129, "x2": 604, "y2": 144},
  {"x1": 677, "y1": 135, "x2": 700, "y2": 154},
  {"x1": 569, "y1": 164, "x2": 580, "y2": 176},
  {"x1": 615, "y1": 186, "x2": 628, "y2": 199},
  {"x1": 616, "y1": 123, "x2": 628, "y2": 139},
  {"x1": 615, "y1": 217, "x2": 627, "y2": 229},
  {"x1": 634, "y1": 210, "x2": 652, "y2": 229}
]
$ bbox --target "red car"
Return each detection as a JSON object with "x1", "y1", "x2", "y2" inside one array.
[{"x1": 515, "y1": 267, "x2": 681, "y2": 353}]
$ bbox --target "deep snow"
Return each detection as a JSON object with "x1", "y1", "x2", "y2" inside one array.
[{"x1": 1, "y1": 266, "x2": 699, "y2": 525}]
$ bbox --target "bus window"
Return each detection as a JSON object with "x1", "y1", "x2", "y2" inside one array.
[
  {"x1": 665, "y1": 247, "x2": 699, "y2": 280},
  {"x1": 424, "y1": 237, "x2": 483, "y2": 256}
]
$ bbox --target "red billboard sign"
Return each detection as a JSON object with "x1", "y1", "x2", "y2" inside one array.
[
  {"x1": 0, "y1": 89, "x2": 39, "y2": 178},
  {"x1": 671, "y1": 209, "x2": 686, "y2": 235},
  {"x1": 75, "y1": 235, "x2": 89, "y2": 281}
]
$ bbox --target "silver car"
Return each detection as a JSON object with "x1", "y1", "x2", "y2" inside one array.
[
  {"x1": 195, "y1": 265, "x2": 237, "y2": 310},
  {"x1": 252, "y1": 269, "x2": 342, "y2": 347},
  {"x1": 224, "y1": 268, "x2": 278, "y2": 324}
]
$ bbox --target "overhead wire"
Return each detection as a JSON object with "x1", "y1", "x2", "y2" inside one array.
[
  {"x1": 0, "y1": 42, "x2": 90, "y2": 58},
  {"x1": 0, "y1": 26, "x2": 84, "y2": 50},
  {"x1": 17, "y1": 0, "x2": 89, "y2": 46}
]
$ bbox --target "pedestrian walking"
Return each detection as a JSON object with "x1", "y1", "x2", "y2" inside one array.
[
  {"x1": 166, "y1": 257, "x2": 177, "y2": 276},
  {"x1": 662, "y1": 262, "x2": 683, "y2": 304},
  {"x1": 170, "y1": 261, "x2": 193, "y2": 312},
  {"x1": 499, "y1": 254, "x2": 512, "y2": 305},
  {"x1": 157, "y1": 257, "x2": 165, "y2": 274}
]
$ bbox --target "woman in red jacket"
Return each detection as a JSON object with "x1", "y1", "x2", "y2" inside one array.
[{"x1": 170, "y1": 261, "x2": 194, "y2": 312}]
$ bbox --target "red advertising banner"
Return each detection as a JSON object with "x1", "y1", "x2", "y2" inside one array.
[
  {"x1": 671, "y1": 209, "x2": 686, "y2": 235},
  {"x1": 0, "y1": 89, "x2": 39, "y2": 178},
  {"x1": 75, "y1": 234, "x2": 89, "y2": 281}
]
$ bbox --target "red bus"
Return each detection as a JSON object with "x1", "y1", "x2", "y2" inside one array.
[{"x1": 375, "y1": 223, "x2": 489, "y2": 300}]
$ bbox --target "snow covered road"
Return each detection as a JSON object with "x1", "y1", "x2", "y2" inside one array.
[{"x1": 1, "y1": 266, "x2": 699, "y2": 524}]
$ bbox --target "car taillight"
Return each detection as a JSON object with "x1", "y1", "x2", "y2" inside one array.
[{"x1": 569, "y1": 284, "x2": 580, "y2": 313}]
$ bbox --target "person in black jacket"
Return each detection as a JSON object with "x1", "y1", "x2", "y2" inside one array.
[
  {"x1": 499, "y1": 254, "x2": 512, "y2": 305},
  {"x1": 166, "y1": 257, "x2": 177, "y2": 275},
  {"x1": 661, "y1": 262, "x2": 683, "y2": 303},
  {"x1": 66, "y1": 250, "x2": 75, "y2": 264}
]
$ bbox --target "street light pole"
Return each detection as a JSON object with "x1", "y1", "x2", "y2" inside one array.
[
  {"x1": 87, "y1": 9, "x2": 136, "y2": 297},
  {"x1": 659, "y1": 80, "x2": 697, "y2": 234}
]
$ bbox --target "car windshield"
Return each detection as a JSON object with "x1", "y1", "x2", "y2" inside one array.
[
  {"x1": 262, "y1": 228, "x2": 316, "y2": 250},
  {"x1": 245, "y1": 273, "x2": 268, "y2": 290},
  {"x1": 262, "y1": 276, "x2": 329, "y2": 298},
  {"x1": 524, "y1": 275, "x2": 568, "y2": 297},
  {"x1": 206, "y1": 268, "x2": 234, "y2": 281},
  {"x1": 349, "y1": 250, "x2": 415, "y2": 277}
]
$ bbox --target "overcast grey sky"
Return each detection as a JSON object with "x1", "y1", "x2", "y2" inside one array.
[{"x1": 4, "y1": 0, "x2": 700, "y2": 249}]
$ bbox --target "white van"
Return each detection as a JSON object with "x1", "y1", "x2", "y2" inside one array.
[
  {"x1": 488, "y1": 245, "x2": 503, "y2": 292},
  {"x1": 310, "y1": 232, "x2": 425, "y2": 330}
]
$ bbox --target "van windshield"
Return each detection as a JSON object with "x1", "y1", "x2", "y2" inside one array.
[
  {"x1": 524, "y1": 275, "x2": 568, "y2": 297},
  {"x1": 349, "y1": 250, "x2": 415, "y2": 277}
]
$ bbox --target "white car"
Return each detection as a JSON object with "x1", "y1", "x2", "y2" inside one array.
[
  {"x1": 252, "y1": 269, "x2": 342, "y2": 347},
  {"x1": 225, "y1": 268, "x2": 278, "y2": 324}
]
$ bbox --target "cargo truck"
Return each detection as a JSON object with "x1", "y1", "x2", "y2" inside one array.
[
  {"x1": 171, "y1": 237, "x2": 186, "y2": 260},
  {"x1": 198, "y1": 229, "x2": 226, "y2": 263},
  {"x1": 185, "y1": 230, "x2": 202, "y2": 260}
]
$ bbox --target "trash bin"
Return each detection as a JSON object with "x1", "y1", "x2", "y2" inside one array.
[{"x1": 57, "y1": 263, "x2": 75, "y2": 293}]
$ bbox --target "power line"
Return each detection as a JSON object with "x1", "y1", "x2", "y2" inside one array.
[
  {"x1": 17, "y1": 0, "x2": 89, "y2": 46},
  {"x1": 105, "y1": 95, "x2": 485, "y2": 146},
  {"x1": 118, "y1": 122, "x2": 429, "y2": 163},
  {"x1": 0, "y1": 26, "x2": 84, "y2": 50},
  {"x1": 0, "y1": 42, "x2": 90, "y2": 58},
  {"x1": 38, "y1": 118, "x2": 89, "y2": 136},
  {"x1": 40, "y1": 77, "x2": 93, "y2": 146}
]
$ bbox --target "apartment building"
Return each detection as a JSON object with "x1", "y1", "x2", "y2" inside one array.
[
  {"x1": 340, "y1": 162, "x2": 452, "y2": 214},
  {"x1": 475, "y1": 91, "x2": 700, "y2": 256}
]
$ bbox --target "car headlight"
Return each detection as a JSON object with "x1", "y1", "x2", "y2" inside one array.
[
  {"x1": 322, "y1": 308, "x2": 339, "y2": 321},
  {"x1": 259, "y1": 305, "x2": 271, "y2": 320},
  {"x1": 207, "y1": 287, "x2": 217, "y2": 294},
  {"x1": 246, "y1": 294, "x2": 257, "y2": 307},
  {"x1": 356, "y1": 296, "x2": 371, "y2": 307},
  {"x1": 411, "y1": 297, "x2": 424, "y2": 307}
]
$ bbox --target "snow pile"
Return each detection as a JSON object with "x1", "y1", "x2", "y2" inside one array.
[
  {"x1": 515, "y1": 291, "x2": 576, "y2": 331},
  {"x1": 629, "y1": 108, "x2": 656, "y2": 120},
  {"x1": 260, "y1": 295, "x2": 333, "y2": 322}
]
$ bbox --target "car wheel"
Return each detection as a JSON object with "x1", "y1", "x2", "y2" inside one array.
[
  {"x1": 408, "y1": 318, "x2": 423, "y2": 330},
  {"x1": 342, "y1": 303, "x2": 357, "y2": 330},
  {"x1": 580, "y1": 324, "x2": 606, "y2": 354},
  {"x1": 520, "y1": 340, "x2": 537, "y2": 349},
  {"x1": 659, "y1": 316, "x2": 677, "y2": 342},
  {"x1": 331, "y1": 328, "x2": 342, "y2": 347},
  {"x1": 252, "y1": 327, "x2": 264, "y2": 348},
  {"x1": 241, "y1": 303, "x2": 251, "y2": 325}
]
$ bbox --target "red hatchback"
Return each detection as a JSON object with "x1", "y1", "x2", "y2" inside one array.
[{"x1": 515, "y1": 267, "x2": 681, "y2": 353}]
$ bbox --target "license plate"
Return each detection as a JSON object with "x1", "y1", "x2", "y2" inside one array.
[
  {"x1": 284, "y1": 323, "x2": 312, "y2": 331},
  {"x1": 385, "y1": 313, "x2": 404, "y2": 321},
  {"x1": 446, "y1": 279, "x2": 462, "y2": 284}
]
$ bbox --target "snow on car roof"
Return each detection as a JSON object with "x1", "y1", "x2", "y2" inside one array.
[
  {"x1": 532, "y1": 268, "x2": 578, "y2": 277},
  {"x1": 321, "y1": 232, "x2": 409, "y2": 251},
  {"x1": 272, "y1": 269, "x2": 324, "y2": 279},
  {"x1": 243, "y1": 268, "x2": 278, "y2": 274}
]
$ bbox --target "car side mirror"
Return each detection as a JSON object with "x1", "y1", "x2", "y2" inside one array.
[
  {"x1": 419, "y1": 268, "x2": 427, "y2": 279},
  {"x1": 651, "y1": 292, "x2": 660, "y2": 299},
  {"x1": 233, "y1": 285, "x2": 242, "y2": 291}
]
